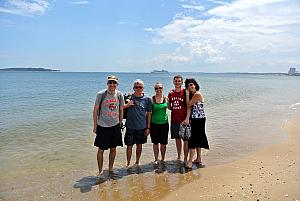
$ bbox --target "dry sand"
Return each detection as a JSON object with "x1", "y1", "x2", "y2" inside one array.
[{"x1": 162, "y1": 118, "x2": 300, "y2": 201}]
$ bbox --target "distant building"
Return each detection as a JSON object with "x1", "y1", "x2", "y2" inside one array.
[{"x1": 288, "y1": 67, "x2": 300, "y2": 76}]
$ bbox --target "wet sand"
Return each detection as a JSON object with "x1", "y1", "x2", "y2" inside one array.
[
  {"x1": 1, "y1": 118, "x2": 299, "y2": 201},
  {"x1": 162, "y1": 118, "x2": 300, "y2": 201}
]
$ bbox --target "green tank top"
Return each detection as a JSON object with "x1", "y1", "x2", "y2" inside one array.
[{"x1": 151, "y1": 96, "x2": 168, "y2": 124}]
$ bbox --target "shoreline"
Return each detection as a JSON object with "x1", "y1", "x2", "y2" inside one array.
[
  {"x1": 162, "y1": 117, "x2": 300, "y2": 201},
  {"x1": 1, "y1": 118, "x2": 299, "y2": 200}
]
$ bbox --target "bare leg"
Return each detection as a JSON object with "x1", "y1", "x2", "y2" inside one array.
[
  {"x1": 186, "y1": 148, "x2": 195, "y2": 168},
  {"x1": 97, "y1": 148, "x2": 104, "y2": 174},
  {"x1": 136, "y1": 144, "x2": 143, "y2": 165},
  {"x1": 160, "y1": 144, "x2": 166, "y2": 162},
  {"x1": 126, "y1": 145, "x2": 132, "y2": 166},
  {"x1": 194, "y1": 147, "x2": 202, "y2": 163},
  {"x1": 175, "y1": 138, "x2": 182, "y2": 160},
  {"x1": 183, "y1": 141, "x2": 189, "y2": 164},
  {"x1": 108, "y1": 147, "x2": 116, "y2": 171},
  {"x1": 153, "y1": 144, "x2": 159, "y2": 162}
]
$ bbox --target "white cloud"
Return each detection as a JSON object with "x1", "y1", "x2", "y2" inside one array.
[
  {"x1": 148, "y1": 0, "x2": 300, "y2": 71},
  {"x1": 206, "y1": 0, "x2": 228, "y2": 5},
  {"x1": 144, "y1": 27, "x2": 154, "y2": 32},
  {"x1": 70, "y1": 1, "x2": 88, "y2": 5},
  {"x1": 181, "y1": 4, "x2": 205, "y2": 11},
  {"x1": 0, "y1": 0, "x2": 51, "y2": 16},
  {"x1": 152, "y1": 53, "x2": 191, "y2": 64}
]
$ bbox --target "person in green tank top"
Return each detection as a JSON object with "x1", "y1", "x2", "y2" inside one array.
[{"x1": 150, "y1": 82, "x2": 169, "y2": 164}]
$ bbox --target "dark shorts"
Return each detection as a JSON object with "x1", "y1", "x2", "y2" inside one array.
[
  {"x1": 94, "y1": 124, "x2": 123, "y2": 150},
  {"x1": 171, "y1": 122, "x2": 189, "y2": 141},
  {"x1": 150, "y1": 122, "x2": 169, "y2": 145},
  {"x1": 171, "y1": 123, "x2": 180, "y2": 139},
  {"x1": 124, "y1": 128, "x2": 147, "y2": 146}
]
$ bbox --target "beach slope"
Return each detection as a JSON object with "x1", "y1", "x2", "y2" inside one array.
[{"x1": 162, "y1": 118, "x2": 300, "y2": 201}]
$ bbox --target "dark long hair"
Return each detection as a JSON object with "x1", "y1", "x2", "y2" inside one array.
[
  {"x1": 184, "y1": 78, "x2": 200, "y2": 100},
  {"x1": 184, "y1": 78, "x2": 200, "y2": 91}
]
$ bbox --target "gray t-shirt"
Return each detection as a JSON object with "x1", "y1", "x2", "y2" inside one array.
[
  {"x1": 95, "y1": 90, "x2": 125, "y2": 127},
  {"x1": 125, "y1": 94, "x2": 152, "y2": 130}
]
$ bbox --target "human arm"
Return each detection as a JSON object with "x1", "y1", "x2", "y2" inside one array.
[
  {"x1": 167, "y1": 92, "x2": 172, "y2": 110},
  {"x1": 145, "y1": 111, "x2": 152, "y2": 136},
  {"x1": 119, "y1": 105, "x2": 124, "y2": 127},
  {"x1": 93, "y1": 104, "x2": 99, "y2": 134},
  {"x1": 185, "y1": 90, "x2": 203, "y2": 107},
  {"x1": 123, "y1": 98, "x2": 134, "y2": 109},
  {"x1": 145, "y1": 97, "x2": 152, "y2": 136},
  {"x1": 119, "y1": 93, "x2": 125, "y2": 126},
  {"x1": 182, "y1": 106, "x2": 191, "y2": 125}
]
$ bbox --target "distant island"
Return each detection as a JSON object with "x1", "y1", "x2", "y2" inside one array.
[
  {"x1": 151, "y1": 69, "x2": 169, "y2": 74},
  {"x1": 0, "y1": 68, "x2": 60, "y2": 72}
]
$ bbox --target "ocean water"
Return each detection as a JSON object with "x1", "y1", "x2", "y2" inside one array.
[{"x1": 0, "y1": 72, "x2": 299, "y2": 200}]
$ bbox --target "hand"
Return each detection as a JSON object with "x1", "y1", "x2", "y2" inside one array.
[
  {"x1": 144, "y1": 128, "x2": 150, "y2": 136},
  {"x1": 168, "y1": 90, "x2": 173, "y2": 95},
  {"x1": 127, "y1": 100, "x2": 135, "y2": 107},
  {"x1": 185, "y1": 89, "x2": 190, "y2": 95},
  {"x1": 120, "y1": 122, "x2": 125, "y2": 130},
  {"x1": 182, "y1": 119, "x2": 189, "y2": 126},
  {"x1": 93, "y1": 126, "x2": 97, "y2": 134}
]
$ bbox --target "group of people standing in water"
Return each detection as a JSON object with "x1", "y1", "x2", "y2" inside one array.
[{"x1": 92, "y1": 75, "x2": 209, "y2": 177}]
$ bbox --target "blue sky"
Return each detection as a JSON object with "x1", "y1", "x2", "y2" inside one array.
[{"x1": 0, "y1": 0, "x2": 299, "y2": 72}]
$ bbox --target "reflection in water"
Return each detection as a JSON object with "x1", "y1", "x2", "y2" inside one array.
[{"x1": 75, "y1": 160, "x2": 203, "y2": 201}]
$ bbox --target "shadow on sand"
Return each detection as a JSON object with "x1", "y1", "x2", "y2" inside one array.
[{"x1": 73, "y1": 160, "x2": 205, "y2": 193}]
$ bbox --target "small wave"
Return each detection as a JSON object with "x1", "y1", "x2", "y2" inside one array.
[
  {"x1": 284, "y1": 103, "x2": 300, "y2": 130},
  {"x1": 281, "y1": 103, "x2": 300, "y2": 131},
  {"x1": 289, "y1": 102, "x2": 300, "y2": 109}
]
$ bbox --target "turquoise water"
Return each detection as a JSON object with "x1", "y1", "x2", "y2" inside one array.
[{"x1": 1, "y1": 72, "x2": 299, "y2": 200}]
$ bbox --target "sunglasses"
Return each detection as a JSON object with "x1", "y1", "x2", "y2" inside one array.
[
  {"x1": 155, "y1": 87, "x2": 163, "y2": 90},
  {"x1": 188, "y1": 83, "x2": 194, "y2": 87},
  {"x1": 134, "y1": 86, "x2": 143, "y2": 89},
  {"x1": 108, "y1": 81, "x2": 117, "y2": 84}
]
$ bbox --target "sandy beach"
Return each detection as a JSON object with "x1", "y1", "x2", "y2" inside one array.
[
  {"x1": 1, "y1": 73, "x2": 300, "y2": 201},
  {"x1": 7, "y1": 118, "x2": 298, "y2": 201},
  {"x1": 162, "y1": 118, "x2": 300, "y2": 201}
]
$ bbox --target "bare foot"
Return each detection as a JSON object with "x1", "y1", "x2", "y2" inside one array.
[
  {"x1": 97, "y1": 172, "x2": 105, "y2": 180},
  {"x1": 185, "y1": 162, "x2": 193, "y2": 169},
  {"x1": 193, "y1": 160, "x2": 202, "y2": 164}
]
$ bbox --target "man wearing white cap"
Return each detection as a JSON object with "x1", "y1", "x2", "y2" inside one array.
[{"x1": 93, "y1": 75, "x2": 125, "y2": 178}]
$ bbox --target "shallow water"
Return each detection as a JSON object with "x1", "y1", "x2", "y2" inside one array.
[{"x1": 1, "y1": 72, "x2": 299, "y2": 200}]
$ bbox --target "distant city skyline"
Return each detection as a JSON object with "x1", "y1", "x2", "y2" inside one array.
[{"x1": 1, "y1": 0, "x2": 300, "y2": 73}]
